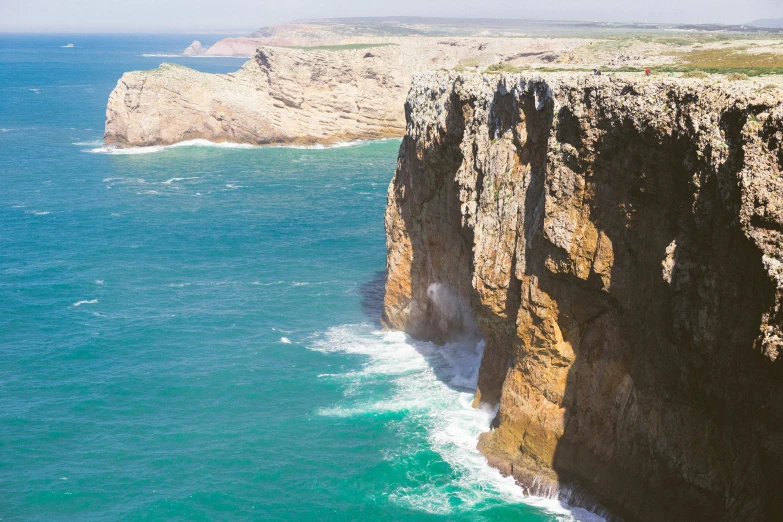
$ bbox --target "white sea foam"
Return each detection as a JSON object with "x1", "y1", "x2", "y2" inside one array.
[
  {"x1": 72, "y1": 299, "x2": 98, "y2": 307},
  {"x1": 85, "y1": 138, "x2": 400, "y2": 155},
  {"x1": 94, "y1": 280, "x2": 104, "y2": 285},
  {"x1": 309, "y1": 325, "x2": 605, "y2": 522},
  {"x1": 28, "y1": 211, "x2": 51, "y2": 216},
  {"x1": 86, "y1": 139, "x2": 258, "y2": 155},
  {"x1": 280, "y1": 337, "x2": 292, "y2": 344},
  {"x1": 162, "y1": 177, "x2": 199, "y2": 185},
  {"x1": 88, "y1": 145, "x2": 166, "y2": 155},
  {"x1": 277, "y1": 138, "x2": 400, "y2": 150},
  {"x1": 292, "y1": 281, "x2": 329, "y2": 287}
]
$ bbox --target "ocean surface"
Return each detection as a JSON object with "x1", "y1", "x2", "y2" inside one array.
[{"x1": 0, "y1": 34, "x2": 602, "y2": 521}]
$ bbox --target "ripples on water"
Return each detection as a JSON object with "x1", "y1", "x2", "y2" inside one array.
[{"x1": 0, "y1": 34, "x2": 602, "y2": 521}]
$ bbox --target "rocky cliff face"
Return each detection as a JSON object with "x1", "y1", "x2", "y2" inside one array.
[
  {"x1": 104, "y1": 35, "x2": 663, "y2": 148},
  {"x1": 104, "y1": 46, "x2": 408, "y2": 147},
  {"x1": 383, "y1": 71, "x2": 783, "y2": 521}
]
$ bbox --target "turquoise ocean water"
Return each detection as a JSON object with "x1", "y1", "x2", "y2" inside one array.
[{"x1": 0, "y1": 35, "x2": 601, "y2": 521}]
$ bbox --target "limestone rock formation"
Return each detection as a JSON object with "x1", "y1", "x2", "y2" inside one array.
[
  {"x1": 183, "y1": 40, "x2": 205, "y2": 56},
  {"x1": 103, "y1": 46, "x2": 408, "y2": 147},
  {"x1": 383, "y1": 71, "x2": 783, "y2": 521},
  {"x1": 104, "y1": 38, "x2": 590, "y2": 148},
  {"x1": 203, "y1": 37, "x2": 265, "y2": 57}
]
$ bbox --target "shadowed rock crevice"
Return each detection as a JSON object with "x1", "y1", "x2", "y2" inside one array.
[{"x1": 384, "y1": 71, "x2": 783, "y2": 522}]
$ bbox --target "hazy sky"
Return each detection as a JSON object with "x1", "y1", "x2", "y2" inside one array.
[{"x1": 2, "y1": 0, "x2": 782, "y2": 33}]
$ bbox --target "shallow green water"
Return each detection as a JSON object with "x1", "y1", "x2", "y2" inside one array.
[{"x1": 0, "y1": 34, "x2": 601, "y2": 521}]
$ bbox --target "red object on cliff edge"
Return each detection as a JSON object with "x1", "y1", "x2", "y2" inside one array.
[{"x1": 645, "y1": 68, "x2": 651, "y2": 76}]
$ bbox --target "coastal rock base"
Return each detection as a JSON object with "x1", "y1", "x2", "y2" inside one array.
[{"x1": 383, "y1": 72, "x2": 783, "y2": 521}]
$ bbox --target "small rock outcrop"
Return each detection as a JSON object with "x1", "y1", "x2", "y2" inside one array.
[
  {"x1": 103, "y1": 46, "x2": 408, "y2": 147},
  {"x1": 182, "y1": 40, "x2": 205, "y2": 56},
  {"x1": 383, "y1": 71, "x2": 783, "y2": 521}
]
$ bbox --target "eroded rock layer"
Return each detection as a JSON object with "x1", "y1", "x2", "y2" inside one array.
[
  {"x1": 383, "y1": 71, "x2": 783, "y2": 521},
  {"x1": 104, "y1": 46, "x2": 408, "y2": 147}
]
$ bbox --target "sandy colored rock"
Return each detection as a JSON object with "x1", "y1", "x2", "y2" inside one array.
[
  {"x1": 204, "y1": 37, "x2": 265, "y2": 57},
  {"x1": 104, "y1": 46, "x2": 408, "y2": 147},
  {"x1": 103, "y1": 38, "x2": 593, "y2": 148},
  {"x1": 383, "y1": 71, "x2": 783, "y2": 521},
  {"x1": 182, "y1": 40, "x2": 205, "y2": 56}
]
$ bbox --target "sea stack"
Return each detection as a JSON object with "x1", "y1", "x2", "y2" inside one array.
[
  {"x1": 183, "y1": 40, "x2": 205, "y2": 56},
  {"x1": 383, "y1": 71, "x2": 783, "y2": 521}
]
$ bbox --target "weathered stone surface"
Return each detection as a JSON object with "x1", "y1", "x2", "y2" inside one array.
[
  {"x1": 103, "y1": 36, "x2": 630, "y2": 148},
  {"x1": 104, "y1": 46, "x2": 408, "y2": 147},
  {"x1": 383, "y1": 71, "x2": 783, "y2": 521}
]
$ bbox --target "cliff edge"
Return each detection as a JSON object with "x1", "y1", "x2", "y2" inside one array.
[{"x1": 383, "y1": 71, "x2": 783, "y2": 521}]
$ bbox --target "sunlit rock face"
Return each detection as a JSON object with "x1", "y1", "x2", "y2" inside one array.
[
  {"x1": 383, "y1": 71, "x2": 783, "y2": 522},
  {"x1": 104, "y1": 46, "x2": 408, "y2": 148}
]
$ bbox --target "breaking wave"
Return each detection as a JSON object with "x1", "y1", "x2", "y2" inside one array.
[
  {"x1": 84, "y1": 138, "x2": 400, "y2": 155},
  {"x1": 72, "y1": 299, "x2": 98, "y2": 307},
  {"x1": 309, "y1": 324, "x2": 605, "y2": 521}
]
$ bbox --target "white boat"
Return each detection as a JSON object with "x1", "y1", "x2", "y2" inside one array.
[{"x1": 63, "y1": 43, "x2": 74, "y2": 48}]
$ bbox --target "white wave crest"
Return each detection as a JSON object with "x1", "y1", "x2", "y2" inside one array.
[
  {"x1": 277, "y1": 138, "x2": 400, "y2": 150},
  {"x1": 84, "y1": 138, "x2": 400, "y2": 155},
  {"x1": 309, "y1": 324, "x2": 604, "y2": 522},
  {"x1": 87, "y1": 145, "x2": 165, "y2": 155},
  {"x1": 72, "y1": 299, "x2": 98, "y2": 307},
  {"x1": 162, "y1": 177, "x2": 199, "y2": 185},
  {"x1": 280, "y1": 337, "x2": 292, "y2": 344},
  {"x1": 86, "y1": 139, "x2": 259, "y2": 155}
]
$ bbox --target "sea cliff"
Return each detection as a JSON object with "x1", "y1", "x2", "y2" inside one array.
[
  {"x1": 383, "y1": 71, "x2": 783, "y2": 521},
  {"x1": 104, "y1": 46, "x2": 408, "y2": 147}
]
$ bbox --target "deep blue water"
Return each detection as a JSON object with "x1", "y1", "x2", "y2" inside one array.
[{"x1": 0, "y1": 34, "x2": 599, "y2": 521}]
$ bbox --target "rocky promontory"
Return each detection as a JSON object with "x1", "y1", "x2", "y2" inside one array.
[
  {"x1": 383, "y1": 71, "x2": 783, "y2": 521},
  {"x1": 104, "y1": 46, "x2": 408, "y2": 147},
  {"x1": 104, "y1": 36, "x2": 596, "y2": 148},
  {"x1": 104, "y1": 48, "x2": 409, "y2": 147}
]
